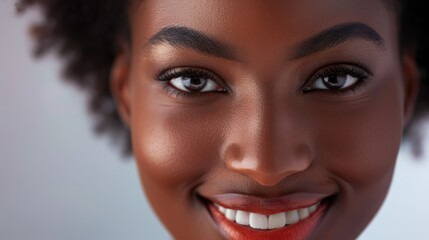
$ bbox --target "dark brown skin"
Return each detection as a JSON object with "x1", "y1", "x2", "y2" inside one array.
[{"x1": 111, "y1": 0, "x2": 420, "y2": 239}]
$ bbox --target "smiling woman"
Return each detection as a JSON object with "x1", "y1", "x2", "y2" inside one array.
[{"x1": 17, "y1": 0, "x2": 428, "y2": 239}]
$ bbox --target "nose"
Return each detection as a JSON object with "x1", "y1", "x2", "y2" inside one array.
[{"x1": 221, "y1": 94, "x2": 313, "y2": 187}]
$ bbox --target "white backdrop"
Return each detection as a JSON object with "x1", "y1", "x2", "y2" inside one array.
[{"x1": 1, "y1": 0, "x2": 428, "y2": 239}]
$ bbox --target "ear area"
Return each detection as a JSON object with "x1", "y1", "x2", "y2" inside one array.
[
  {"x1": 110, "y1": 48, "x2": 132, "y2": 127},
  {"x1": 401, "y1": 50, "x2": 421, "y2": 127}
]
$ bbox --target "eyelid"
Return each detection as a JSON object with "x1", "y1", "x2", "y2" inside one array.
[
  {"x1": 156, "y1": 67, "x2": 230, "y2": 98},
  {"x1": 157, "y1": 67, "x2": 229, "y2": 88},
  {"x1": 302, "y1": 63, "x2": 372, "y2": 93}
]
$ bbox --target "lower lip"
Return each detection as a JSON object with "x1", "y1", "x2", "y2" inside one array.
[{"x1": 206, "y1": 201, "x2": 328, "y2": 240}]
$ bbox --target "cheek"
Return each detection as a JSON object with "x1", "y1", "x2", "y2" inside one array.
[
  {"x1": 316, "y1": 78, "x2": 403, "y2": 188},
  {"x1": 307, "y1": 76, "x2": 404, "y2": 238},
  {"x1": 129, "y1": 91, "x2": 229, "y2": 238},
  {"x1": 130, "y1": 96, "x2": 226, "y2": 191}
]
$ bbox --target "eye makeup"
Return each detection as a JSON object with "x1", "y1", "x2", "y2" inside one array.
[
  {"x1": 155, "y1": 64, "x2": 373, "y2": 100},
  {"x1": 156, "y1": 67, "x2": 228, "y2": 99},
  {"x1": 302, "y1": 63, "x2": 372, "y2": 96}
]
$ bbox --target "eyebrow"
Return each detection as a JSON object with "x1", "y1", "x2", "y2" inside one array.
[
  {"x1": 147, "y1": 22, "x2": 385, "y2": 62},
  {"x1": 148, "y1": 26, "x2": 238, "y2": 61},
  {"x1": 291, "y1": 22, "x2": 385, "y2": 60}
]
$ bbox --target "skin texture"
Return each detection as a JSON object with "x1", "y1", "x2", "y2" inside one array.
[{"x1": 111, "y1": 0, "x2": 420, "y2": 239}]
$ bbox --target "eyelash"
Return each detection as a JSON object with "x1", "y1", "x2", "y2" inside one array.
[
  {"x1": 302, "y1": 64, "x2": 371, "y2": 95},
  {"x1": 156, "y1": 64, "x2": 371, "y2": 99},
  {"x1": 157, "y1": 68, "x2": 227, "y2": 99}
]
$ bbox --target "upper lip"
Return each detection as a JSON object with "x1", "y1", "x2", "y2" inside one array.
[{"x1": 202, "y1": 192, "x2": 332, "y2": 215}]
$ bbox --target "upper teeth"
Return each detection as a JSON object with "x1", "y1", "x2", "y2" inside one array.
[{"x1": 214, "y1": 202, "x2": 320, "y2": 230}]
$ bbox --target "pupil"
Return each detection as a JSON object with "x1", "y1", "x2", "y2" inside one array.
[
  {"x1": 329, "y1": 76, "x2": 339, "y2": 84},
  {"x1": 183, "y1": 76, "x2": 207, "y2": 91},
  {"x1": 191, "y1": 77, "x2": 201, "y2": 85},
  {"x1": 323, "y1": 75, "x2": 347, "y2": 89}
]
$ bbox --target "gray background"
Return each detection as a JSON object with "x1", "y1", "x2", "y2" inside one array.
[{"x1": 1, "y1": 0, "x2": 428, "y2": 239}]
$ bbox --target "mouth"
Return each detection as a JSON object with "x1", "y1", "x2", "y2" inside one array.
[{"x1": 200, "y1": 194, "x2": 333, "y2": 240}]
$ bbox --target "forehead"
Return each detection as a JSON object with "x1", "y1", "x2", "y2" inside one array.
[
  {"x1": 130, "y1": 0, "x2": 398, "y2": 59},
  {"x1": 126, "y1": 0, "x2": 399, "y2": 65}
]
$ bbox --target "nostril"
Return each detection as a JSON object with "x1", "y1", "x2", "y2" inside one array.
[
  {"x1": 233, "y1": 164, "x2": 309, "y2": 187},
  {"x1": 222, "y1": 142, "x2": 314, "y2": 186},
  {"x1": 248, "y1": 170, "x2": 297, "y2": 187}
]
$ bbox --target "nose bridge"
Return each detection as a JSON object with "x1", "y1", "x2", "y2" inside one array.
[{"x1": 222, "y1": 90, "x2": 312, "y2": 186}]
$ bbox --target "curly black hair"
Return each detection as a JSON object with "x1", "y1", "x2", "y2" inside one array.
[{"x1": 16, "y1": 0, "x2": 429, "y2": 156}]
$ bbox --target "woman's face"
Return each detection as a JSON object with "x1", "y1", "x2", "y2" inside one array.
[{"x1": 112, "y1": 0, "x2": 418, "y2": 239}]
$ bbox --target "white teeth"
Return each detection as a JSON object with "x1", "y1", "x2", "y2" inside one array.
[
  {"x1": 309, "y1": 205, "x2": 317, "y2": 213},
  {"x1": 249, "y1": 213, "x2": 268, "y2": 230},
  {"x1": 214, "y1": 202, "x2": 321, "y2": 230},
  {"x1": 285, "y1": 210, "x2": 300, "y2": 224},
  {"x1": 268, "y1": 213, "x2": 286, "y2": 229},
  {"x1": 219, "y1": 206, "x2": 226, "y2": 214},
  {"x1": 298, "y1": 208, "x2": 310, "y2": 220},
  {"x1": 225, "y1": 209, "x2": 237, "y2": 221},
  {"x1": 214, "y1": 203, "x2": 226, "y2": 214},
  {"x1": 235, "y1": 210, "x2": 250, "y2": 225}
]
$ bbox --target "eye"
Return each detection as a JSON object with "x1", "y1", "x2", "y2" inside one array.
[
  {"x1": 314, "y1": 74, "x2": 358, "y2": 89},
  {"x1": 303, "y1": 64, "x2": 370, "y2": 94},
  {"x1": 156, "y1": 67, "x2": 227, "y2": 98},
  {"x1": 170, "y1": 75, "x2": 219, "y2": 92}
]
